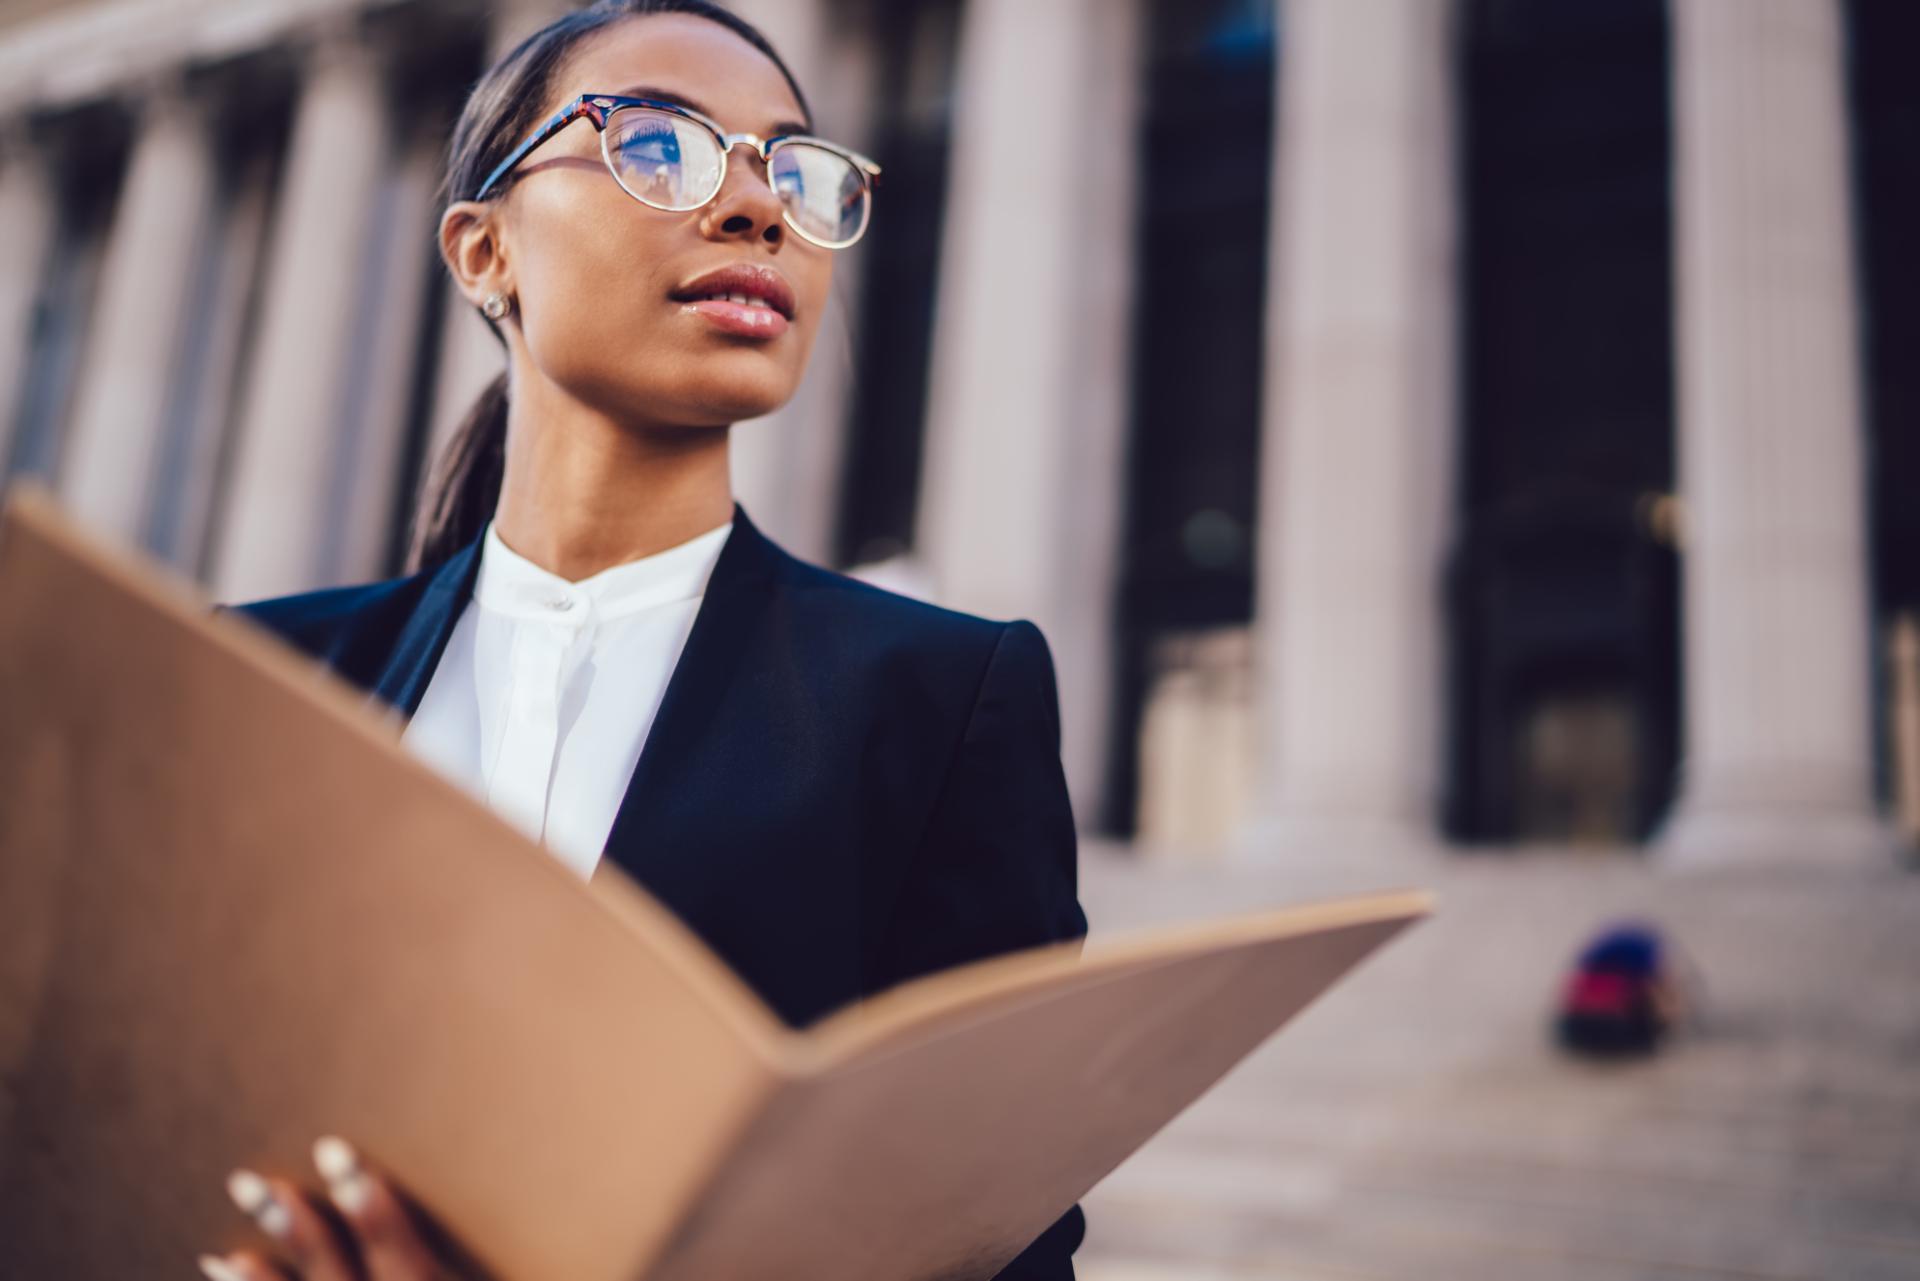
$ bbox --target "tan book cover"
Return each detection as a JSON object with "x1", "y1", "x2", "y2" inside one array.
[{"x1": 0, "y1": 485, "x2": 1433, "y2": 1280}]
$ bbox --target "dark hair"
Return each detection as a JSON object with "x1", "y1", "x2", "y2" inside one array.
[{"x1": 409, "y1": 0, "x2": 814, "y2": 570}]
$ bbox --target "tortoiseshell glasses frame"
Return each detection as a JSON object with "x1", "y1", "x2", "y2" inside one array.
[{"x1": 472, "y1": 93, "x2": 882, "y2": 249}]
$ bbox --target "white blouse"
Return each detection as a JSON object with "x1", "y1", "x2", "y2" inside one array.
[{"x1": 400, "y1": 515, "x2": 734, "y2": 880}]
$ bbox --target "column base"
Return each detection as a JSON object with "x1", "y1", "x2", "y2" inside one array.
[
  {"x1": 1233, "y1": 805, "x2": 1445, "y2": 891},
  {"x1": 1655, "y1": 802, "x2": 1908, "y2": 874}
]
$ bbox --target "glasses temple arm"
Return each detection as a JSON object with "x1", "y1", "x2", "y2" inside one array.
[{"x1": 474, "y1": 97, "x2": 592, "y2": 200}]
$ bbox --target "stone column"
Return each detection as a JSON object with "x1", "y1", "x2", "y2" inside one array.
[
  {"x1": 1660, "y1": 0, "x2": 1894, "y2": 868},
  {"x1": 58, "y1": 73, "x2": 216, "y2": 545},
  {"x1": 914, "y1": 0, "x2": 1140, "y2": 821},
  {"x1": 153, "y1": 141, "x2": 278, "y2": 578},
  {"x1": 1245, "y1": 0, "x2": 1458, "y2": 859},
  {"x1": 725, "y1": 0, "x2": 869, "y2": 564},
  {"x1": 324, "y1": 125, "x2": 443, "y2": 584},
  {"x1": 210, "y1": 20, "x2": 389, "y2": 602},
  {"x1": 0, "y1": 121, "x2": 57, "y2": 477}
]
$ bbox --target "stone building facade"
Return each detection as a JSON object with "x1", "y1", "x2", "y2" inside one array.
[{"x1": 1, "y1": 0, "x2": 1912, "y2": 867}]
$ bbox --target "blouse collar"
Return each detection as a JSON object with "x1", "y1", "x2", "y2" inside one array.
[{"x1": 472, "y1": 516, "x2": 734, "y2": 623}]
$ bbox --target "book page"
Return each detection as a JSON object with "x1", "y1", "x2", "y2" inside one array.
[
  {"x1": 652, "y1": 894, "x2": 1429, "y2": 1280},
  {"x1": 0, "y1": 488, "x2": 783, "y2": 1281}
]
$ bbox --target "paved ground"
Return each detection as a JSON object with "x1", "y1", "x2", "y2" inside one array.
[{"x1": 1070, "y1": 842, "x2": 1920, "y2": 1281}]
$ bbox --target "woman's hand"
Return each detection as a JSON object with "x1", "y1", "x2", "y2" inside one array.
[{"x1": 198, "y1": 1136, "x2": 458, "y2": 1281}]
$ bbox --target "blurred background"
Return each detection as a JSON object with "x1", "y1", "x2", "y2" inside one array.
[{"x1": 1, "y1": 0, "x2": 1917, "y2": 1276}]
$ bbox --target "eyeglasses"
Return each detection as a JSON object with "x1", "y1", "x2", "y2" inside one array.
[{"x1": 474, "y1": 93, "x2": 882, "y2": 249}]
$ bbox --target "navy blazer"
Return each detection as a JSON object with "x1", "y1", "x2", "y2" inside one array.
[{"x1": 227, "y1": 501, "x2": 1089, "y2": 1279}]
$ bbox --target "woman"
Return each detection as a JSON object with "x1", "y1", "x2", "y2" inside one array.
[{"x1": 198, "y1": 2, "x2": 1088, "y2": 1278}]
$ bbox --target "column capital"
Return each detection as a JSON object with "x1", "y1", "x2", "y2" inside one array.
[
  {"x1": 107, "y1": 65, "x2": 215, "y2": 132},
  {"x1": 287, "y1": 9, "x2": 388, "y2": 83}
]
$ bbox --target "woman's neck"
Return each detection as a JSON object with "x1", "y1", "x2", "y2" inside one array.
[{"x1": 490, "y1": 391, "x2": 735, "y2": 583}]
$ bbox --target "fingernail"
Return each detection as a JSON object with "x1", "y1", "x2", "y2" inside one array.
[
  {"x1": 312, "y1": 1134, "x2": 372, "y2": 1214},
  {"x1": 197, "y1": 1254, "x2": 249, "y2": 1281},
  {"x1": 224, "y1": 1168, "x2": 291, "y2": 1239}
]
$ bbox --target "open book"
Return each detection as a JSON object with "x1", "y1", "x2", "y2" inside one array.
[{"x1": 0, "y1": 486, "x2": 1432, "y2": 1280}]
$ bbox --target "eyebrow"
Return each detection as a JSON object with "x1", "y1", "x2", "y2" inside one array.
[{"x1": 608, "y1": 83, "x2": 811, "y2": 137}]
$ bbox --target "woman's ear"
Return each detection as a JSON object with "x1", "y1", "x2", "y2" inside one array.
[{"x1": 438, "y1": 201, "x2": 512, "y2": 309}]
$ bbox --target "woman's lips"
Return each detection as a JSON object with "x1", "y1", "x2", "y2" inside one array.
[{"x1": 679, "y1": 298, "x2": 790, "y2": 339}]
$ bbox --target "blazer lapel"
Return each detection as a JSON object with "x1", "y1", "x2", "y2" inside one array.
[
  {"x1": 366, "y1": 503, "x2": 785, "y2": 883},
  {"x1": 596, "y1": 500, "x2": 783, "y2": 884},
  {"x1": 370, "y1": 533, "x2": 485, "y2": 717}
]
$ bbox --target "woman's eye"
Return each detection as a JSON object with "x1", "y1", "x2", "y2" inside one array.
[{"x1": 618, "y1": 133, "x2": 677, "y2": 161}]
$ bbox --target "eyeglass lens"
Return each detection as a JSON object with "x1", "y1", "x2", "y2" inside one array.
[{"x1": 605, "y1": 106, "x2": 869, "y2": 247}]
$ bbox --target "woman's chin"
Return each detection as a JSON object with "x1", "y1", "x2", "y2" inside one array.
[
  {"x1": 679, "y1": 371, "x2": 795, "y2": 423},
  {"x1": 581, "y1": 355, "x2": 799, "y2": 428}
]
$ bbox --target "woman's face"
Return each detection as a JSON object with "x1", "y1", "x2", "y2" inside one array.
[{"x1": 461, "y1": 14, "x2": 833, "y2": 429}]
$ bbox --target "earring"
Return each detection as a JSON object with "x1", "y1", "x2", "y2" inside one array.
[{"x1": 481, "y1": 292, "x2": 513, "y2": 320}]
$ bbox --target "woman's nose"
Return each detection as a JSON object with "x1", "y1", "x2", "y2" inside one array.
[{"x1": 700, "y1": 145, "x2": 786, "y2": 247}]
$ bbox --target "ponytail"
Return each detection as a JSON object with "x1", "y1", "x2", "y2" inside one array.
[{"x1": 409, "y1": 370, "x2": 508, "y2": 571}]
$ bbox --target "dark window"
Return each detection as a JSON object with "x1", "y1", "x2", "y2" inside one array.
[
  {"x1": 1849, "y1": 0, "x2": 1920, "y2": 616},
  {"x1": 1106, "y1": 0, "x2": 1275, "y2": 833},
  {"x1": 3, "y1": 105, "x2": 128, "y2": 488},
  {"x1": 1846, "y1": 0, "x2": 1920, "y2": 803},
  {"x1": 1448, "y1": 0, "x2": 1678, "y2": 844},
  {"x1": 833, "y1": 0, "x2": 963, "y2": 568}
]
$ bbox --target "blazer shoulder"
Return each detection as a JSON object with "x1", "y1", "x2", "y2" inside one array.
[
  {"x1": 772, "y1": 550, "x2": 1025, "y2": 653},
  {"x1": 222, "y1": 568, "x2": 438, "y2": 667}
]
